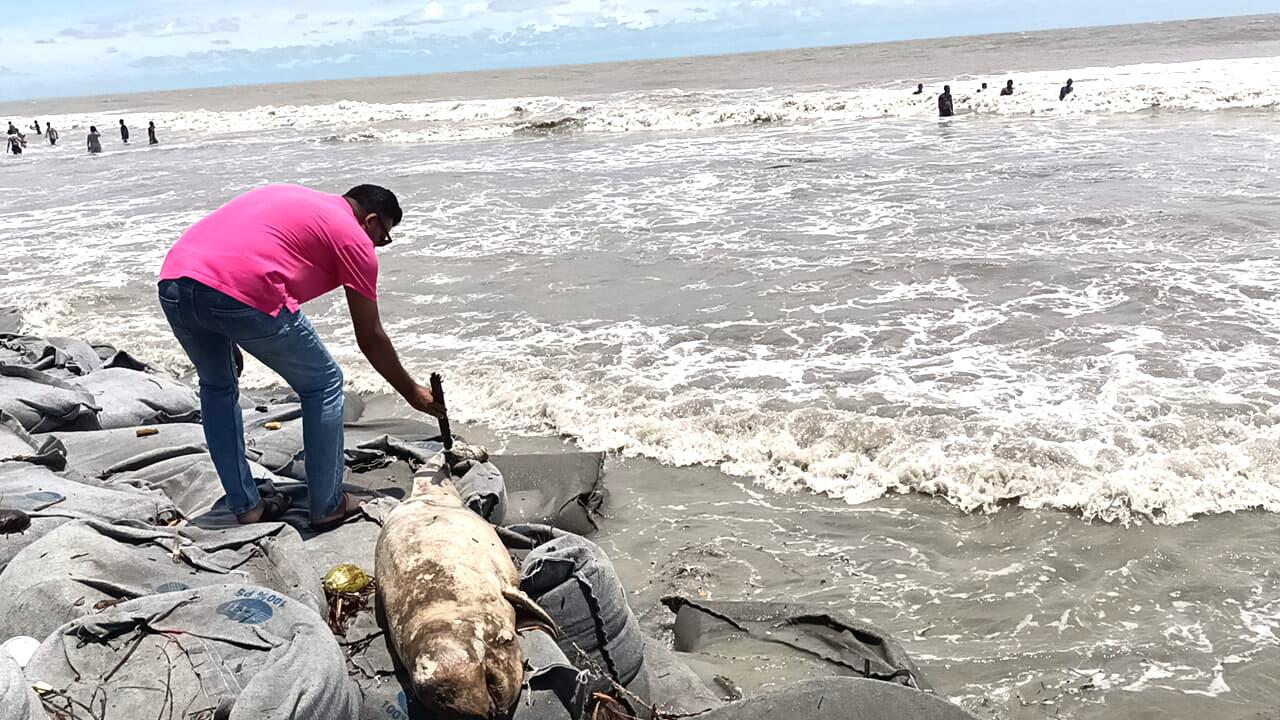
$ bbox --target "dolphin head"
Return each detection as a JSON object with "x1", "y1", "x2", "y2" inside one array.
[{"x1": 410, "y1": 624, "x2": 523, "y2": 720}]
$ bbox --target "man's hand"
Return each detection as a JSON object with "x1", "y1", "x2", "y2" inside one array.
[{"x1": 406, "y1": 383, "x2": 447, "y2": 418}]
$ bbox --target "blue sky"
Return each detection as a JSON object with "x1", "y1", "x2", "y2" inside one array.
[{"x1": 3, "y1": 0, "x2": 1273, "y2": 100}]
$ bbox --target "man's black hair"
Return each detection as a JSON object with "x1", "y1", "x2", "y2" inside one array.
[{"x1": 344, "y1": 184, "x2": 403, "y2": 227}]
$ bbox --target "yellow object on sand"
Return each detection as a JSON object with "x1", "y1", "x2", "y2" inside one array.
[
  {"x1": 324, "y1": 563, "x2": 371, "y2": 593},
  {"x1": 264, "y1": 421, "x2": 283, "y2": 430}
]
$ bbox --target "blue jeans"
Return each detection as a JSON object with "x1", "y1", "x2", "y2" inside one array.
[{"x1": 158, "y1": 278, "x2": 345, "y2": 521}]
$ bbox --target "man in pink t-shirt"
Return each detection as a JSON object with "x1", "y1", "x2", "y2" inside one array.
[{"x1": 158, "y1": 184, "x2": 442, "y2": 529}]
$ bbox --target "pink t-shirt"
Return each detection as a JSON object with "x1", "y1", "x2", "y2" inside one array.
[{"x1": 159, "y1": 184, "x2": 378, "y2": 316}]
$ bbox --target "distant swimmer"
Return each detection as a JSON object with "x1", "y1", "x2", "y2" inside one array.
[
  {"x1": 119, "y1": 119, "x2": 130, "y2": 144},
  {"x1": 978, "y1": 82, "x2": 989, "y2": 93},
  {"x1": 1060, "y1": 78, "x2": 1074, "y2": 101},
  {"x1": 938, "y1": 85, "x2": 954, "y2": 117},
  {"x1": 913, "y1": 83, "x2": 924, "y2": 95},
  {"x1": 87, "y1": 125, "x2": 102, "y2": 154},
  {"x1": 148, "y1": 120, "x2": 158, "y2": 145},
  {"x1": 1001, "y1": 79, "x2": 1014, "y2": 96},
  {"x1": 47, "y1": 124, "x2": 58, "y2": 146}
]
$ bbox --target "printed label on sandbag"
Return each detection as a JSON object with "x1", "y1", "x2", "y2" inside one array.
[
  {"x1": 381, "y1": 691, "x2": 410, "y2": 720},
  {"x1": 216, "y1": 589, "x2": 288, "y2": 624},
  {"x1": 20, "y1": 491, "x2": 63, "y2": 505}
]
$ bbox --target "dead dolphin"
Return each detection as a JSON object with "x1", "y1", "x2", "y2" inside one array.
[{"x1": 375, "y1": 452, "x2": 555, "y2": 719}]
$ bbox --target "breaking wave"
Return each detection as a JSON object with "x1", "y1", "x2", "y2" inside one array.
[{"x1": 37, "y1": 56, "x2": 1280, "y2": 145}]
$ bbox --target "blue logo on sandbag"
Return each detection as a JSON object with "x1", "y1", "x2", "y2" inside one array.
[
  {"x1": 154, "y1": 582, "x2": 190, "y2": 594},
  {"x1": 215, "y1": 598, "x2": 274, "y2": 625},
  {"x1": 381, "y1": 691, "x2": 409, "y2": 720},
  {"x1": 24, "y1": 491, "x2": 64, "y2": 504},
  {"x1": 19, "y1": 489, "x2": 63, "y2": 507}
]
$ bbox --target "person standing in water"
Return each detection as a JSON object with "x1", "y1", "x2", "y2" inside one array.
[
  {"x1": 148, "y1": 121, "x2": 158, "y2": 145},
  {"x1": 47, "y1": 124, "x2": 59, "y2": 145},
  {"x1": 6, "y1": 134, "x2": 22, "y2": 155},
  {"x1": 6, "y1": 122, "x2": 17, "y2": 135},
  {"x1": 157, "y1": 184, "x2": 445, "y2": 529},
  {"x1": 938, "y1": 85, "x2": 954, "y2": 117},
  {"x1": 1060, "y1": 79, "x2": 1074, "y2": 101},
  {"x1": 119, "y1": 119, "x2": 130, "y2": 144},
  {"x1": 87, "y1": 126, "x2": 102, "y2": 154},
  {"x1": 913, "y1": 83, "x2": 924, "y2": 95},
  {"x1": 31, "y1": 120, "x2": 42, "y2": 135},
  {"x1": 1001, "y1": 80, "x2": 1014, "y2": 96}
]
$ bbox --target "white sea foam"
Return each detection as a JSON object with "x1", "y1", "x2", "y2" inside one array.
[
  {"x1": 33, "y1": 56, "x2": 1280, "y2": 145},
  {"x1": 5, "y1": 52, "x2": 1280, "y2": 527}
]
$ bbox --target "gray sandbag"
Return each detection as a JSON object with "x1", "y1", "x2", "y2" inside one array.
[
  {"x1": 49, "y1": 423, "x2": 210, "y2": 478},
  {"x1": 246, "y1": 406, "x2": 434, "y2": 480},
  {"x1": 297, "y1": 496, "x2": 398, "y2": 576},
  {"x1": 92, "y1": 343, "x2": 152, "y2": 372},
  {"x1": 0, "y1": 462, "x2": 180, "y2": 571},
  {"x1": 663, "y1": 596, "x2": 929, "y2": 691},
  {"x1": 113, "y1": 453, "x2": 290, "y2": 515},
  {"x1": 511, "y1": 524, "x2": 646, "y2": 689},
  {"x1": 23, "y1": 584, "x2": 360, "y2": 720},
  {"x1": 245, "y1": 403, "x2": 305, "y2": 478},
  {"x1": 511, "y1": 629, "x2": 591, "y2": 720},
  {"x1": 0, "y1": 519, "x2": 324, "y2": 642},
  {"x1": 344, "y1": 433, "x2": 433, "y2": 472},
  {"x1": 0, "y1": 366, "x2": 99, "y2": 432},
  {"x1": 492, "y1": 452, "x2": 606, "y2": 534},
  {"x1": 338, "y1": 600, "x2": 405, "y2": 720},
  {"x1": 0, "y1": 652, "x2": 46, "y2": 720},
  {"x1": 453, "y1": 458, "x2": 508, "y2": 525},
  {"x1": 693, "y1": 677, "x2": 977, "y2": 720},
  {"x1": 103, "y1": 454, "x2": 231, "y2": 517},
  {"x1": 71, "y1": 367, "x2": 200, "y2": 429},
  {"x1": 639, "y1": 637, "x2": 723, "y2": 715},
  {"x1": 0, "y1": 334, "x2": 102, "y2": 376},
  {"x1": 0, "y1": 410, "x2": 65, "y2": 470},
  {"x1": 105, "y1": 455, "x2": 285, "y2": 518},
  {"x1": 0, "y1": 462, "x2": 179, "y2": 523}
]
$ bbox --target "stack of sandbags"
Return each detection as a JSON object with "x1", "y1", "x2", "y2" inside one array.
[
  {"x1": 0, "y1": 367, "x2": 99, "y2": 432},
  {"x1": 508, "y1": 523, "x2": 651, "y2": 715},
  {"x1": 73, "y1": 367, "x2": 200, "y2": 428},
  {"x1": 0, "y1": 410, "x2": 65, "y2": 470},
  {"x1": 0, "y1": 335, "x2": 111, "y2": 377},
  {"x1": 0, "y1": 519, "x2": 324, "y2": 642},
  {"x1": 23, "y1": 584, "x2": 359, "y2": 719},
  {"x1": 0, "y1": 462, "x2": 180, "y2": 572},
  {"x1": 1, "y1": 333, "x2": 197, "y2": 432}
]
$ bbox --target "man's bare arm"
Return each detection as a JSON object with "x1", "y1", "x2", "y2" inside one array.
[{"x1": 345, "y1": 287, "x2": 444, "y2": 416}]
